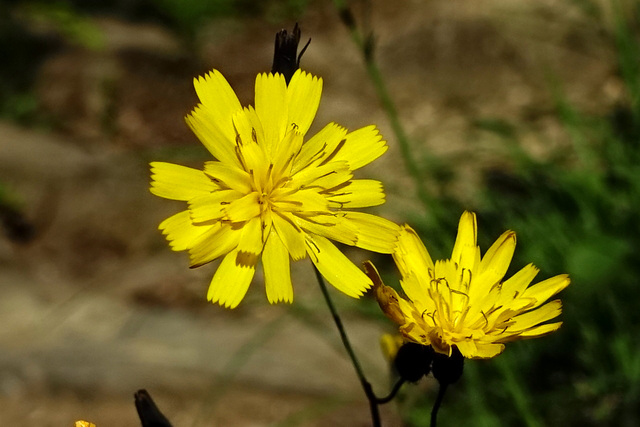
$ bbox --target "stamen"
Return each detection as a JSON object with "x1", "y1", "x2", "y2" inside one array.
[{"x1": 318, "y1": 139, "x2": 346, "y2": 166}]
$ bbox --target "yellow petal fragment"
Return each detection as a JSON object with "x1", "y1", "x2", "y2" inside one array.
[
  {"x1": 186, "y1": 105, "x2": 240, "y2": 167},
  {"x1": 306, "y1": 235, "x2": 372, "y2": 298},
  {"x1": 342, "y1": 211, "x2": 399, "y2": 253},
  {"x1": 150, "y1": 162, "x2": 216, "y2": 201},
  {"x1": 193, "y1": 69, "x2": 242, "y2": 128},
  {"x1": 203, "y1": 161, "x2": 252, "y2": 193},
  {"x1": 236, "y1": 217, "x2": 264, "y2": 260},
  {"x1": 450, "y1": 211, "x2": 478, "y2": 268},
  {"x1": 224, "y1": 192, "x2": 261, "y2": 222},
  {"x1": 263, "y1": 229, "x2": 293, "y2": 304},
  {"x1": 460, "y1": 341, "x2": 505, "y2": 359},
  {"x1": 498, "y1": 263, "x2": 540, "y2": 303},
  {"x1": 272, "y1": 126, "x2": 303, "y2": 178},
  {"x1": 477, "y1": 230, "x2": 516, "y2": 285},
  {"x1": 207, "y1": 249, "x2": 256, "y2": 309},
  {"x1": 516, "y1": 321, "x2": 562, "y2": 338},
  {"x1": 521, "y1": 274, "x2": 570, "y2": 309},
  {"x1": 509, "y1": 300, "x2": 563, "y2": 331},
  {"x1": 294, "y1": 122, "x2": 347, "y2": 174},
  {"x1": 393, "y1": 225, "x2": 435, "y2": 279},
  {"x1": 364, "y1": 261, "x2": 405, "y2": 324},
  {"x1": 276, "y1": 188, "x2": 329, "y2": 213},
  {"x1": 188, "y1": 189, "x2": 243, "y2": 223},
  {"x1": 272, "y1": 212, "x2": 307, "y2": 260},
  {"x1": 326, "y1": 179, "x2": 385, "y2": 208},
  {"x1": 75, "y1": 422, "x2": 96, "y2": 427},
  {"x1": 255, "y1": 72, "x2": 288, "y2": 150},
  {"x1": 188, "y1": 222, "x2": 241, "y2": 268},
  {"x1": 380, "y1": 333, "x2": 404, "y2": 362},
  {"x1": 297, "y1": 214, "x2": 358, "y2": 246},
  {"x1": 232, "y1": 108, "x2": 268, "y2": 177},
  {"x1": 290, "y1": 160, "x2": 350, "y2": 189},
  {"x1": 287, "y1": 70, "x2": 322, "y2": 136},
  {"x1": 332, "y1": 125, "x2": 387, "y2": 170},
  {"x1": 159, "y1": 210, "x2": 209, "y2": 252}
]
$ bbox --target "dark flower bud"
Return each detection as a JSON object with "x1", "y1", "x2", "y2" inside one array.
[
  {"x1": 432, "y1": 346, "x2": 464, "y2": 386},
  {"x1": 394, "y1": 342, "x2": 434, "y2": 382},
  {"x1": 134, "y1": 389, "x2": 173, "y2": 427},
  {"x1": 271, "y1": 23, "x2": 311, "y2": 84}
]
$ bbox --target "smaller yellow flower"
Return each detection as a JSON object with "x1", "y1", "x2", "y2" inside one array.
[
  {"x1": 75, "y1": 422, "x2": 96, "y2": 427},
  {"x1": 366, "y1": 211, "x2": 570, "y2": 359}
]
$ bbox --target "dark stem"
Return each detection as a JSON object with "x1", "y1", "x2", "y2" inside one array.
[
  {"x1": 376, "y1": 378, "x2": 405, "y2": 404},
  {"x1": 313, "y1": 266, "x2": 381, "y2": 427},
  {"x1": 430, "y1": 383, "x2": 449, "y2": 427}
]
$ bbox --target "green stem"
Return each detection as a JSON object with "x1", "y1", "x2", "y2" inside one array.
[
  {"x1": 313, "y1": 266, "x2": 381, "y2": 427},
  {"x1": 376, "y1": 378, "x2": 405, "y2": 404},
  {"x1": 331, "y1": 0, "x2": 437, "y2": 216},
  {"x1": 430, "y1": 383, "x2": 448, "y2": 427}
]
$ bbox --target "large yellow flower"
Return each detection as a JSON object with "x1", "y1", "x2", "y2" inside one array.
[
  {"x1": 151, "y1": 69, "x2": 398, "y2": 308},
  {"x1": 367, "y1": 211, "x2": 570, "y2": 359}
]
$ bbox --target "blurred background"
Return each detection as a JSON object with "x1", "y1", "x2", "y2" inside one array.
[{"x1": 1, "y1": 0, "x2": 639, "y2": 425}]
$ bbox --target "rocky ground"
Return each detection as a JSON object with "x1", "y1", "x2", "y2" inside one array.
[{"x1": 0, "y1": 1, "x2": 620, "y2": 425}]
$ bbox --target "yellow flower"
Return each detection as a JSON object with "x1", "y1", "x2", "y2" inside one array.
[
  {"x1": 151, "y1": 69, "x2": 398, "y2": 308},
  {"x1": 367, "y1": 211, "x2": 570, "y2": 359},
  {"x1": 75, "y1": 422, "x2": 96, "y2": 427}
]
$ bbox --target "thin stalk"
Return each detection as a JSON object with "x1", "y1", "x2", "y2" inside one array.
[
  {"x1": 430, "y1": 383, "x2": 448, "y2": 427},
  {"x1": 376, "y1": 378, "x2": 405, "y2": 404},
  {"x1": 313, "y1": 266, "x2": 381, "y2": 427},
  {"x1": 331, "y1": 0, "x2": 440, "y2": 218}
]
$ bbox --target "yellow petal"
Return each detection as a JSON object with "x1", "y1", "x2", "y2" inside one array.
[
  {"x1": 190, "y1": 71, "x2": 242, "y2": 165},
  {"x1": 188, "y1": 222, "x2": 240, "y2": 268},
  {"x1": 203, "y1": 161, "x2": 252, "y2": 193},
  {"x1": 263, "y1": 229, "x2": 293, "y2": 304},
  {"x1": 509, "y1": 300, "x2": 563, "y2": 331},
  {"x1": 193, "y1": 70, "x2": 242, "y2": 132},
  {"x1": 451, "y1": 211, "x2": 477, "y2": 267},
  {"x1": 380, "y1": 333, "x2": 404, "y2": 362},
  {"x1": 297, "y1": 213, "x2": 358, "y2": 246},
  {"x1": 207, "y1": 249, "x2": 256, "y2": 309},
  {"x1": 399, "y1": 273, "x2": 433, "y2": 312},
  {"x1": 287, "y1": 70, "x2": 322, "y2": 136},
  {"x1": 498, "y1": 263, "x2": 540, "y2": 303},
  {"x1": 231, "y1": 108, "x2": 268, "y2": 177},
  {"x1": 159, "y1": 210, "x2": 209, "y2": 252},
  {"x1": 290, "y1": 160, "x2": 350, "y2": 189},
  {"x1": 224, "y1": 192, "x2": 261, "y2": 222},
  {"x1": 294, "y1": 122, "x2": 347, "y2": 174},
  {"x1": 306, "y1": 235, "x2": 372, "y2": 298},
  {"x1": 150, "y1": 162, "x2": 216, "y2": 201},
  {"x1": 272, "y1": 126, "x2": 303, "y2": 178},
  {"x1": 461, "y1": 341, "x2": 505, "y2": 359},
  {"x1": 75, "y1": 422, "x2": 96, "y2": 427},
  {"x1": 236, "y1": 217, "x2": 264, "y2": 260},
  {"x1": 393, "y1": 225, "x2": 435, "y2": 278},
  {"x1": 188, "y1": 189, "x2": 243, "y2": 223},
  {"x1": 521, "y1": 274, "x2": 570, "y2": 309},
  {"x1": 255, "y1": 73, "x2": 288, "y2": 150},
  {"x1": 517, "y1": 321, "x2": 562, "y2": 338},
  {"x1": 326, "y1": 179, "x2": 385, "y2": 208},
  {"x1": 272, "y1": 212, "x2": 307, "y2": 260},
  {"x1": 332, "y1": 125, "x2": 387, "y2": 170},
  {"x1": 477, "y1": 230, "x2": 516, "y2": 285},
  {"x1": 342, "y1": 211, "x2": 399, "y2": 253},
  {"x1": 364, "y1": 261, "x2": 405, "y2": 324},
  {"x1": 276, "y1": 188, "x2": 329, "y2": 214},
  {"x1": 186, "y1": 105, "x2": 240, "y2": 167}
]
